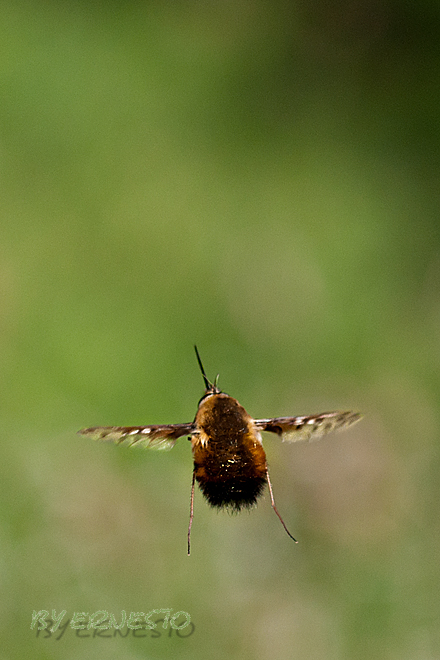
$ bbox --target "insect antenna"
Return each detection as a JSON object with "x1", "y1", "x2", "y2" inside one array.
[
  {"x1": 266, "y1": 468, "x2": 298, "y2": 544},
  {"x1": 194, "y1": 345, "x2": 216, "y2": 391}
]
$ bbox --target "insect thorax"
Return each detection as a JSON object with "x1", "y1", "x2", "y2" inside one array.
[{"x1": 195, "y1": 393, "x2": 253, "y2": 443}]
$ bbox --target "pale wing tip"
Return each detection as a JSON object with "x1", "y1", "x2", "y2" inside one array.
[
  {"x1": 345, "y1": 411, "x2": 364, "y2": 426},
  {"x1": 331, "y1": 411, "x2": 364, "y2": 431},
  {"x1": 309, "y1": 410, "x2": 364, "y2": 442},
  {"x1": 78, "y1": 427, "x2": 93, "y2": 436},
  {"x1": 281, "y1": 410, "x2": 363, "y2": 443},
  {"x1": 77, "y1": 427, "x2": 116, "y2": 441}
]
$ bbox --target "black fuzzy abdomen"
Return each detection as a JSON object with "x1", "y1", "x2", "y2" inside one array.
[
  {"x1": 193, "y1": 442, "x2": 267, "y2": 511},
  {"x1": 198, "y1": 472, "x2": 267, "y2": 511}
]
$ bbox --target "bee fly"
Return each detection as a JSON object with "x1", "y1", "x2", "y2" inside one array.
[{"x1": 79, "y1": 347, "x2": 362, "y2": 554}]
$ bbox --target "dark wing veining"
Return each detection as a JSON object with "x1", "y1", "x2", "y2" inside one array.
[
  {"x1": 254, "y1": 411, "x2": 362, "y2": 443},
  {"x1": 78, "y1": 423, "x2": 195, "y2": 451}
]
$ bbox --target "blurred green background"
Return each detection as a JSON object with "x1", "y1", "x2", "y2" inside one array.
[{"x1": 1, "y1": 1, "x2": 440, "y2": 658}]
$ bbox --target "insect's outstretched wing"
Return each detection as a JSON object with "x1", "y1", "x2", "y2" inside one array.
[
  {"x1": 255, "y1": 411, "x2": 362, "y2": 443},
  {"x1": 78, "y1": 423, "x2": 195, "y2": 451}
]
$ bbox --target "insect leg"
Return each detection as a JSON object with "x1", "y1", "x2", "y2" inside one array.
[
  {"x1": 187, "y1": 470, "x2": 196, "y2": 555},
  {"x1": 266, "y1": 468, "x2": 298, "y2": 544}
]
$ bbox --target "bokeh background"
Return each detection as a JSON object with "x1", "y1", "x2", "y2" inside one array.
[{"x1": 2, "y1": 1, "x2": 440, "y2": 658}]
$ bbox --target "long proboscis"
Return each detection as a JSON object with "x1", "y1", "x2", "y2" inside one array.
[{"x1": 194, "y1": 345, "x2": 212, "y2": 391}]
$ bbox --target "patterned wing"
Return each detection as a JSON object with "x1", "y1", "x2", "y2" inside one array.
[
  {"x1": 254, "y1": 411, "x2": 362, "y2": 443},
  {"x1": 78, "y1": 423, "x2": 195, "y2": 451}
]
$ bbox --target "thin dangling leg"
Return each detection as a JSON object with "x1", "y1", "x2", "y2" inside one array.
[
  {"x1": 266, "y1": 467, "x2": 298, "y2": 543},
  {"x1": 187, "y1": 470, "x2": 196, "y2": 555}
]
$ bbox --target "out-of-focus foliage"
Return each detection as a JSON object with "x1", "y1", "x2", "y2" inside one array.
[{"x1": 1, "y1": 1, "x2": 439, "y2": 658}]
